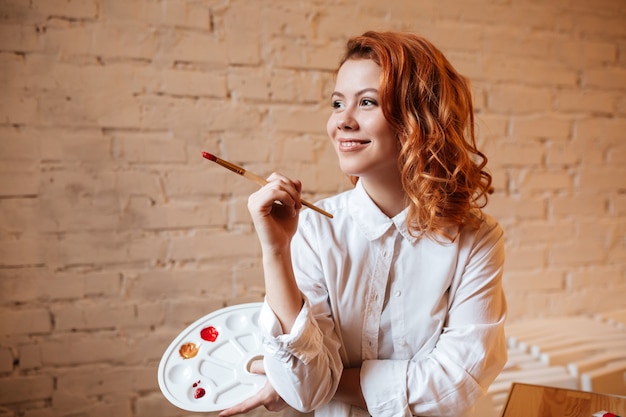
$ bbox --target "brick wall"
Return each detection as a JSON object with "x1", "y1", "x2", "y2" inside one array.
[{"x1": 0, "y1": 0, "x2": 624, "y2": 416}]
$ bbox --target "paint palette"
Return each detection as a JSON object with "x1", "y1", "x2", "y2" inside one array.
[{"x1": 157, "y1": 303, "x2": 266, "y2": 412}]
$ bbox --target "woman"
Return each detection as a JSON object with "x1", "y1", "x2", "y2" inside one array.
[{"x1": 220, "y1": 31, "x2": 507, "y2": 417}]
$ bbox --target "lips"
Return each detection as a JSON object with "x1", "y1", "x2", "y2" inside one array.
[{"x1": 337, "y1": 138, "x2": 371, "y2": 151}]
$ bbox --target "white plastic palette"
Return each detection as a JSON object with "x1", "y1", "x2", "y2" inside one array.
[{"x1": 158, "y1": 303, "x2": 266, "y2": 412}]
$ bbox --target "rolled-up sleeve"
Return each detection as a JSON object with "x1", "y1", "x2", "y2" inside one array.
[
  {"x1": 260, "y1": 299, "x2": 324, "y2": 365},
  {"x1": 259, "y1": 297, "x2": 343, "y2": 413},
  {"x1": 361, "y1": 359, "x2": 411, "y2": 416}
]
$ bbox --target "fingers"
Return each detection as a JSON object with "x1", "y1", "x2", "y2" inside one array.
[
  {"x1": 218, "y1": 395, "x2": 264, "y2": 417},
  {"x1": 217, "y1": 380, "x2": 286, "y2": 417},
  {"x1": 249, "y1": 173, "x2": 303, "y2": 217},
  {"x1": 266, "y1": 173, "x2": 303, "y2": 213}
]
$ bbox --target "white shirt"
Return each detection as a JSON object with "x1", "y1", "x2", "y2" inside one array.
[{"x1": 260, "y1": 180, "x2": 507, "y2": 417}]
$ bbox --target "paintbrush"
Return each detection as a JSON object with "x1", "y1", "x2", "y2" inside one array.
[{"x1": 202, "y1": 152, "x2": 333, "y2": 219}]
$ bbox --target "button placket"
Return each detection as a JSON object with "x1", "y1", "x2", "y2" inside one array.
[
  {"x1": 361, "y1": 233, "x2": 395, "y2": 360},
  {"x1": 389, "y1": 233, "x2": 408, "y2": 353}
]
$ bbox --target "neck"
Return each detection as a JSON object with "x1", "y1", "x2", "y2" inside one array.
[{"x1": 360, "y1": 175, "x2": 406, "y2": 218}]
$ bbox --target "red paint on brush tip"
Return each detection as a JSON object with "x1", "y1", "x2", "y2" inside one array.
[{"x1": 201, "y1": 151, "x2": 217, "y2": 161}]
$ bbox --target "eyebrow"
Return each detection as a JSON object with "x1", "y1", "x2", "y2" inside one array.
[{"x1": 331, "y1": 87, "x2": 379, "y2": 98}]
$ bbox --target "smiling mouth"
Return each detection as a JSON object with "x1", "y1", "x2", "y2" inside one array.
[{"x1": 338, "y1": 139, "x2": 371, "y2": 149}]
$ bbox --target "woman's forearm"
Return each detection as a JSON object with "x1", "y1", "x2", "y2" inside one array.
[{"x1": 262, "y1": 250, "x2": 304, "y2": 334}]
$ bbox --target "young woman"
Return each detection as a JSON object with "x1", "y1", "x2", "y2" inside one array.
[{"x1": 220, "y1": 31, "x2": 507, "y2": 417}]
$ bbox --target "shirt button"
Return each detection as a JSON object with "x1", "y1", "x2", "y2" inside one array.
[{"x1": 394, "y1": 290, "x2": 401, "y2": 297}]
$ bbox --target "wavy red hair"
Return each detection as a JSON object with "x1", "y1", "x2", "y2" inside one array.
[{"x1": 339, "y1": 31, "x2": 492, "y2": 240}]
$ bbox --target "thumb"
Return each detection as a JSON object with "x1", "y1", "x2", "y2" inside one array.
[{"x1": 249, "y1": 359, "x2": 265, "y2": 374}]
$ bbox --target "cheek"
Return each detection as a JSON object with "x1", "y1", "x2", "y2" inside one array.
[
  {"x1": 371, "y1": 122, "x2": 399, "y2": 152},
  {"x1": 326, "y1": 115, "x2": 335, "y2": 138}
]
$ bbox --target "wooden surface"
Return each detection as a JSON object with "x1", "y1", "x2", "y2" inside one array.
[{"x1": 501, "y1": 383, "x2": 626, "y2": 417}]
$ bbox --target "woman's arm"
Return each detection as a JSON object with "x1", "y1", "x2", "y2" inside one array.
[
  {"x1": 261, "y1": 250, "x2": 303, "y2": 334},
  {"x1": 360, "y1": 217, "x2": 507, "y2": 416},
  {"x1": 247, "y1": 172, "x2": 304, "y2": 332},
  {"x1": 244, "y1": 173, "x2": 344, "y2": 412}
]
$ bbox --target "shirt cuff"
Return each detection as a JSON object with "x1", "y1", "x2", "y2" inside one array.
[
  {"x1": 361, "y1": 359, "x2": 412, "y2": 416},
  {"x1": 259, "y1": 298, "x2": 323, "y2": 365}
]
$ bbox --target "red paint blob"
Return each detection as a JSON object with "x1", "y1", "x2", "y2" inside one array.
[
  {"x1": 194, "y1": 387, "x2": 206, "y2": 399},
  {"x1": 200, "y1": 326, "x2": 219, "y2": 342}
]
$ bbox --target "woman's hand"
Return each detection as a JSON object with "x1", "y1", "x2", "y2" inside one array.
[
  {"x1": 334, "y1": 367, "x2": 367, "y2": 410},
  {"x1": 248, "y1": 172, "x2": 302, "y2": 253},
  {"x1": 218, "y1": 360, "x2": 287, "y2": 417}
]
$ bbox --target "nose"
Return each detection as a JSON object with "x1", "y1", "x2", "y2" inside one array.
[{"x1": 337, "y1": 113, "x2": 358, "y2": 130}]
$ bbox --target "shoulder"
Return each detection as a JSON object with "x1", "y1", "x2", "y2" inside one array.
[
  {"x1": 458, "y1": 211, "x2": 505, "y2": 254},
  {"x1": 467, "y1": 210, "x2": 503, "y2": 237}
]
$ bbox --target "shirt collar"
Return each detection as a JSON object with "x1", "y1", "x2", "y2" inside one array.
[{"x1": 348, "y1": 181, "x2": 418, "y2": 243}]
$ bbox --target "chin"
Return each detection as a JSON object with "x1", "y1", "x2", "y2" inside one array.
[{"x1": 337, "y1": 163, "x2": 361, "y2": 177}]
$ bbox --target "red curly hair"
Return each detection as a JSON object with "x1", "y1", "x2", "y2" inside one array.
[{"x1": 339, "y1": 31, "x2": 492, "y2": 240}]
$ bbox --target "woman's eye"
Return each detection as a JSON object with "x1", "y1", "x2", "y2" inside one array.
[
  {"x1": 331, "y1": 100, "x2": 343, "y2": 109},
  {"x1": 361, "y1": 98, "x2": 377, "y2": 106}
]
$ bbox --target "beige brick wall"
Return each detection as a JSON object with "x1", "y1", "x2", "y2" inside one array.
[{"x1": 0, "y1": 0, "x2": 624, "y2": 415}]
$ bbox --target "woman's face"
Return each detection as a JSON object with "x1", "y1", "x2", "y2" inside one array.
[{"x1": 327, "y1": 58, "x2": 399, "y2": 181}]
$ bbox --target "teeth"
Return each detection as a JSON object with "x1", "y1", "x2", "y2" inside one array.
[{"x1": 341, "y1": 141, "x2": 367, "y2": 147}]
